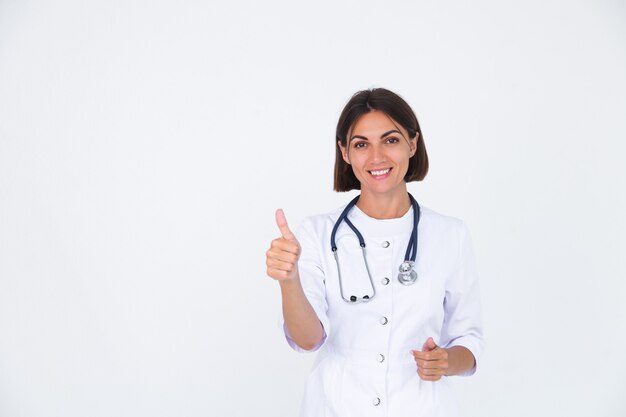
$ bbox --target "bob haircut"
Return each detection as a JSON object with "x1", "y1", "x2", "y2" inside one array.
[{"x1": 334, "y1": 88, "x2": 429, "y2": 192}]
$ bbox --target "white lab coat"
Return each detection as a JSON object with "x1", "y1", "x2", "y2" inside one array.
[{"x1": 283, "y1": 202, "x2": 484, "y2": 417}]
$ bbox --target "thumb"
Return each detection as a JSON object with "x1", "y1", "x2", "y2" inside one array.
[
  {"x1": 422, "y1": 337, "x2": 438, "y2": 352},
  {"x1": 275, "y1": 209, "x2": 296, "y2": 240}
]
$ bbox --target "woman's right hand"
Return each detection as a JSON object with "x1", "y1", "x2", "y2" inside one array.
[{"x1": 266, "y1": 209, "x2": 301, "y2": 282}]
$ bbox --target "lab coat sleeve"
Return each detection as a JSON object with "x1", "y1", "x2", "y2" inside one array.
[
  {"x1": 282, "y1": 217, "x2": 330, "y2": 353},
  {"x1": 440, "y1": 220, "x2": 484, "y2": 376}
]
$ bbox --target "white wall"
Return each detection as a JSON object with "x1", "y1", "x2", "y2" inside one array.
[{"x1": 1, "y1": 0, "x2": 625, "y2": 416}]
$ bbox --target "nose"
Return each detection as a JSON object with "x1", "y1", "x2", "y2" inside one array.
[{"x1": 370, "y1": 144, "x2": 386, "y2": 164}]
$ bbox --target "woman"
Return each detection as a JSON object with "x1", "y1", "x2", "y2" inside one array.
[{"x1": 266, "y1": 88, "x2": 484, "y2": 417}]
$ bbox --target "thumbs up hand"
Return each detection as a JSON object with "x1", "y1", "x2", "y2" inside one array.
[
  {"x1": 266, "y1": 209, "x2": 301, "y2": 282},
  {"x1": 411, "y1": 337, "x2": 449, "y2": 381}
]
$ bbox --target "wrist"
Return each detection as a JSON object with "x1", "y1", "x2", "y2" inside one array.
[
  {"x1": 278, "y1": 274, "x2": 301, "y2": 289},
  {"x1": 443, "y1": 345, "x2": 474, "y2": 376}
]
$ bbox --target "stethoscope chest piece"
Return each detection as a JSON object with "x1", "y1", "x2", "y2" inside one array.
[{"x1": 397, "y1": 261, "x2": 418, "y2": 285}]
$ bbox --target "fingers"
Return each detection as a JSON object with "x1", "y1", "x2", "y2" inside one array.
[
  {"x1": 413, "y1": 356, "x2": 448, "y2": 370},
  {"x1": 412, "y1": 349, "x2": 444, "y2": 361},
  {"x1": 266, "y1": 243, "x2": 300, "y2": 280},
  {"x1": 266, "y1": 212, "x2": 301, "y2": 281},
  {"x1": 417, "y1": 368, "x2": 443, "y2": 381},
  {"x1": 266, "y1": 257, "x2": 296, "y2": 272},
  {"x1": 266, "y1": 267, "x2": 292, "y2": 280},
  {"x1": 266, "y1": 247, "x2": 298, "y2": 264},
  {"x1": 269, "y1": 237, "x2": 300, "y2": 256},
  {"x1": 415, "y1": 358, "x2": 446, "y2": 381},
  {"x1": 411, "y1": 343, "x2": 449, "y2": 382},
  {"x1": 422, "y1": 336, "x2": 438, "y2": 352},
  {"x1": 412, "y1": 349, "x2": 447, "y2": 367},
  {"x1": 275, "y1": 209, "x2": 296, "y2": 241}
]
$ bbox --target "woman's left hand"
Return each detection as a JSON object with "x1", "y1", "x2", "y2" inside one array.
[{"x1": 411, "y1": 337, "x2": 449, "y2": 381}]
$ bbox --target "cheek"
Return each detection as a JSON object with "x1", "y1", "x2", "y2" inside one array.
[
  {"x1": 391, "y1": 149, "x2": 412, "y2": 165},
  {"x1": 348, "y1": 158, "x2": 369, "y2": 180},
  {"x1": 348, "y1": 152, "x2": 367, "y2": 169}
]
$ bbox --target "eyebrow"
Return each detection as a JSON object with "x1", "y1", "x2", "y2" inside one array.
[{"x1": 350, "y1": 129, "x2": 402, "y2": 142}]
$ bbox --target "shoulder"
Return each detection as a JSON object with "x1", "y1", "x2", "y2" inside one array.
[
  {"x1": 297, "y1": 204, "x2": 347, "y2": 236},
  {"x1": 304, "y1": 204, "x2": 346, "y2": 225},
  {"x1": 418, "y1": 205, "x2": 469, "y2": 244},
  {"x1": 293, "y1": 205, "x2": 348, "y2": 257},
  {"x1": 420, "y1": 205, "x2": 465, "y2": 229}
]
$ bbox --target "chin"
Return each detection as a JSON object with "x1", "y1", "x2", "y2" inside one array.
[{"x1": 362, "y1": 182, "x2": 403, "y2": 195}]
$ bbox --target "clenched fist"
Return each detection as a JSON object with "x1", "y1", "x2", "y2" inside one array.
[
  {"x1": 412, "y1": 337, "x2": 449, "y2": 381},
  {"x1": 266, "y1": 209, "x2": 301, "y2": 281}
]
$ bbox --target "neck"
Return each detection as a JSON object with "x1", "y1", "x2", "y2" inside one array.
[{"x1": 356, "y1": 186, "x2": 412, "y2": 220}]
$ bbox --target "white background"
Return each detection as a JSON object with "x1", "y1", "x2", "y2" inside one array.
[{"x1": 1, "y1": 0, "x2": 625, "y2": 416}]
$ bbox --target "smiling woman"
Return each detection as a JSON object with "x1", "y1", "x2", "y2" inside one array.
[
  {"x1": 265, "y1": 88, "x2": 484, "y2": 417},
  {"x1": 334, "y1": 89, "x2": 429, "y2": 196},
  {"x1": 338, "y1": 110, "x2": 420, "y2": 217}
]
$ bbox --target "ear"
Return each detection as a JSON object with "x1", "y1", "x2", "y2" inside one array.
[
  {"x1": 409, "y1": 133, "x2": 419, "y2": 157},
  {"x1": 338, "y1": 140, "x2": 351, "y2": 165}
]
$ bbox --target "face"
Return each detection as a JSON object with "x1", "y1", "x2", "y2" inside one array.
[{"x1": 339, "y1": 110, "x2": 417, "y2": 196}]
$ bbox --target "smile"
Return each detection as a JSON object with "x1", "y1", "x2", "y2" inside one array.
[{"x1": 368, "y1": 168, "x2": 392, "y2": 178}]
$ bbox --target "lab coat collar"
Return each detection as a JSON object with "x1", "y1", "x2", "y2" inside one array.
[{"x1": 345, "y1": 203, "x2": 415, "y2": 238}]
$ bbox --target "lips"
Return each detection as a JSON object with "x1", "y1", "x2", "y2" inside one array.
[
  {"x1": 368, "y1": 167, "x2": 392, "y2": 180},
  {"x1": 369, "y1": 168, "x2": 391, "y2": 176}
]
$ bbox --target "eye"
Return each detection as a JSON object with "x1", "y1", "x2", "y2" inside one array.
[
  {"x1": 353, "y1": 141, "x2": 367, "y2": 149},
  {"x1": 386, "y1": 137, "x2": 400, "y2": 144}
]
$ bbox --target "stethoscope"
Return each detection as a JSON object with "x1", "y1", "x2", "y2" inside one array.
[{"x1": 330, "y1": 193, "x2": 421, "y2": 303}]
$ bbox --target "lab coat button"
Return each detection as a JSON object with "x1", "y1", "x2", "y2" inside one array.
[
  {"x1": 373, "y1": 397, "x2": 381, "y2": 406},
  {"x1": 377, "y1": 354, "x2": 385, "y2": 363},
  {"x1": 381, "y1": 241, "x2": 390, "y2": 248},
  {"x1": 381, "y1": 277, "x2": 390, "y2": 285},
  {"x1": 380, "y1": 316, "x2": 388, "y2": 325}
]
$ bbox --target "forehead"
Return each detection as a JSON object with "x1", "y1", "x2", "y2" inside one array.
[{"x1": 350, "y1": 110, "x2": 404, "y2": 136}]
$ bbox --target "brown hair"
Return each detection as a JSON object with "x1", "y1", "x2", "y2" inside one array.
[{"x1": 334, "y1": 88, "x2": 429, "y2": 192}]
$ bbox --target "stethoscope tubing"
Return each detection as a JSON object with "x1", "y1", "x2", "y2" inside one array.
[{"x1": 330, "y1": 193, "x2": 420, "y2": 303}]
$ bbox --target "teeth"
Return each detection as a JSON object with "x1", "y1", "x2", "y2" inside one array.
[{"x1": 370, "y1": 168, "x2": 390, "y2": 176}]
